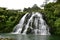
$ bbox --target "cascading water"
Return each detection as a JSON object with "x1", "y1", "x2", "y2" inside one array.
[{"x1": 12, "y1": 12, "x2": 50, "y2": 35}]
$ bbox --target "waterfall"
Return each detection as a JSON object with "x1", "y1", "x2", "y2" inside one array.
[{"x1": 12, "y1": 12, "x2": 50, "y2": 35}]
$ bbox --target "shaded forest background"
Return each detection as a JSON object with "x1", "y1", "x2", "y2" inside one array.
[{"x1": 0, "y1": 0, "x2": 60, "y2": 35}]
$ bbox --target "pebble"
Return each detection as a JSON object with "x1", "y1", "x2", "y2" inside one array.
[{"x1": 0, "y1": 38, "x2": 14, "y2": 40}]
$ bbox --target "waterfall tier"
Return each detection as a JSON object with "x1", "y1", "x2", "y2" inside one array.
[{"x1": 12, "y1": 12, "x2": 50, "y2": 35}]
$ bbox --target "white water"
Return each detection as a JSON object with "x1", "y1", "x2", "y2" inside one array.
[
  {"x1": 12, "y1": 12, "x2": 50, "y2": 35},
  {"x1": 13, "y1": 13, "x2": 28, "y2": 34}
]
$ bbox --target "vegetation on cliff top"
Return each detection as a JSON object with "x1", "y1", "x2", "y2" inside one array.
[
  {"x1": 43, "y1": 0, "x2": 60, "y2": 35},
  {"x1": 0, "y1": 8, "x2": 25, "y2": 33}
]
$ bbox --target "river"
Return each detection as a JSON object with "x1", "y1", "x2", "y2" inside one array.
[{"x1": 0, "y1": 34, "x2": 60, "y2": 40}]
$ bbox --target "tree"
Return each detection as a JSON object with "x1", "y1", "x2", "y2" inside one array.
[
  {"x1": 45, "y1": 0, "x2": 49, "y2": 4},
  {"x1": 32, "y1": 4, "x2": 40, "y2": 9},
  {"x1": 57, "y1": 0, "x2": 60, "y2": 3},
  {"x1": 23, "y1": 8, "x2": 28, "y2": 12},
  {"x1": 44, "y1": 0, "x2": 60, "y2": 35},
  {"x1": 31, "y1": 4, "x2": 41, "y2": 12},
  {"x1": 54, "y1": 18, "x2": 60, "y2": 34}
]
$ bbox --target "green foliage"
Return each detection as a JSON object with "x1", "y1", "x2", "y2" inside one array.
[
  {"x1": 44, "y1": 1, "x2": 60, "y2": 35},
  {"x1": 0, "y1": 8, "x2": 25, "y2": 33},
  {"x1": 56, "y1": 0, "x2": 60, "y2": 3},
  {"x1": 23, "y1": 4, "x2": 41, "y2": 12},
  {"x1": 54, "y1": 18, "x2": 60, "y2": 34}
]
